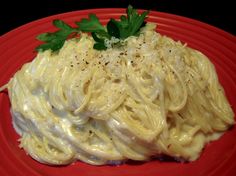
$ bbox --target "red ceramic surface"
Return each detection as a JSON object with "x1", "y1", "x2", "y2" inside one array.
[{"x1": 0, "y1": 8, "x2": 236, "y2": 176}]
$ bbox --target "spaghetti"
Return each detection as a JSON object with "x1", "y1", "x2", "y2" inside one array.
[{"x1": 0, "y1": 23, "x2": 234, "y2": 165}]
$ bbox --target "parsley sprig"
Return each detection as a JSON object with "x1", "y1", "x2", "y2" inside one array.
[
  {"x1": 36, "y1": 20, "x2": 80, "y2": 52},
  {"x1": 36, "y1": 5, "x2": 149, "y2": 52}
]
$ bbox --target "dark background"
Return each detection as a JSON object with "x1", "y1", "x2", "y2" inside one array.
[{"x1": 0, "y1": 0, "x2": 235, "y2": 36}]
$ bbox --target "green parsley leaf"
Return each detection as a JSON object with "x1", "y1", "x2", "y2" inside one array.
[
  {"x1": 93, "y1": 42, "x2": 107, "y2": 50},
  {"x1": 35, "y1": 5, "x2": 149, "y2": 52},
  {"x1": 107, "y1": 19, "x2": 120, "y2": 38},
  {"x1": 53, "y1": 19, "x2": 74, "y2": 31},
  {"x1": 75, "y1": 14, "x2": 106, "y2": 32},
  {"x1": 36, "y1": 40, "x2": 65, "y2": 52},
  {"x1": 108, "y1": 5, "x2": 149, "y2": 39},
  {"x1": 36, "y1": 19, "x2": 79, "y2": 52},
  {"x1": 91, "y1": 32, "x2": 105, "y2": 43}
]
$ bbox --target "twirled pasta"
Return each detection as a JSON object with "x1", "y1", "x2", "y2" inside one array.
[{"x1": 0, "y1": 23, "x2": 234, "y2": 165}]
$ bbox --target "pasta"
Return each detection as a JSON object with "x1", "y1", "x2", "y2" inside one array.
[{"x1": 0, "y1": 23, "x2": 234, "y2": 165}]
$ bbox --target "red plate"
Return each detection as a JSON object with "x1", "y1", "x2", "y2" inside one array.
[{"x1": 0, "y1": 8, "x2": 236, "y2": 176}]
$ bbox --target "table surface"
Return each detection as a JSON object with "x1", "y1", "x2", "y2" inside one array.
[{"x1": 0, "y1": 0, "x2": 235, "y2": 36}]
